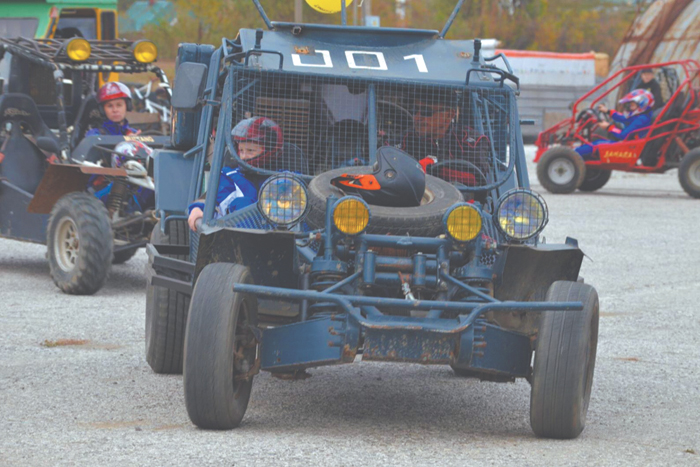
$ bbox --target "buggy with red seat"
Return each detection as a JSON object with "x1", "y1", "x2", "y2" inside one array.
[{"x1": 534, "y1": 60, "x2": 700, "y2": 198}]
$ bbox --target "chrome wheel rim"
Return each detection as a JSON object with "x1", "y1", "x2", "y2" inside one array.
[
  {"x1": 548, "y1": 158, "x2": 576, "y2": 185},
  {"x1": 54, "y1": 217, "x2": 79, "y2": 272}
]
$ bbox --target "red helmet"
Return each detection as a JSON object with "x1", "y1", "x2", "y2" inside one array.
[
  {"x1": 619, "y1": 89, "x2": 654, "y2": 116},
  {"x1": 97, "y1": 82, "x2": 133, "y2": 112},
  {"x1": 231, "y1": 117, "x2": 283, "y2": 168}
]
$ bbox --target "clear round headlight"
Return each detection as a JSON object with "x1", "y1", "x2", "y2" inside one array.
[
  {"x1": 495, "y1": 189, "x2": 548, "y2": 240},
  {"x1": 258, "y1": 175, "x2": 308, "y2": 226},
  {"x1": 132, "y1": 40, "x2": 158, "y2": 63},
  {"x1": 65, "y1": 38, "x2": 91, "y2": 61},
  {"x1": 444, "y1": 203, "x2": 482, "y2": 242},
  {"x1": 333, "y1": 196, "x2": 370, "y2": 235}
]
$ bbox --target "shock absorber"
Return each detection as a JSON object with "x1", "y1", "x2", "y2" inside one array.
[{"x1": 108, "y1": 178, "x2": 128, "y2": 217}]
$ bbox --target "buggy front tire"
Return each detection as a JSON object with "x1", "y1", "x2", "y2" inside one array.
[
  {"x1": 183, "y1": 263, "x2": 258, "y2": 430},
  {"x1": 678, "y1": 148, "x2": 700, "y2": 199},
  {"x1": 537, "y1": 147, "x2": 586, "y2": 194},
  {"x1": 530, "y1": 281, "x2": 599, "y2": 439},
  {"x1": 578, "y1": 168, "x2": 611, "y2": 192},
  {"x1": 145, "y1": 220, "x2": 190, "y2": 374},
  {"x1": 47, "y1": 192, "x2": 113, "y2": 295}
]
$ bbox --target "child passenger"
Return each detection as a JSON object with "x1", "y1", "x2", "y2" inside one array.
[
  {"x1": 86, "y1": 82, "x2": 140, "y2": 136},
  {"x1": 575, "y1": 89, "x2": 654, "y2": 159},
  {"x1": 187, "y1": 117, "x2": 283, "y2": 231}
]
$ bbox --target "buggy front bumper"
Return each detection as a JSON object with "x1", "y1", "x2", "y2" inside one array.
[{"x1": 234, "y1": 284, "x2": 582, "y2": 379}]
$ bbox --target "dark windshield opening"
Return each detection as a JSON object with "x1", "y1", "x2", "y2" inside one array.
[
  {"x1": 0, "y1": 18, "x2": 38, "y2": 38},
  {"x1": 56, "y1": 9, "x2": 97, "y2": 40},
  {"x1": 100, "y1": 11, "x2": 116, "y2": 40}
]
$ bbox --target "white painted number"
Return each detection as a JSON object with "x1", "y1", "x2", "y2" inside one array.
[
  {"x1": 404, "y1": 54, "x2": 428, "y2": 73},
  {"x1": 345, "y1": 51, "x2": 388, "y2": 71},
  {"x1": 290, "y1": 49, "x2": 428, "y2": 73},
  {"x1": 291, "y1": 49, "x2": 333, "y2": 68}
]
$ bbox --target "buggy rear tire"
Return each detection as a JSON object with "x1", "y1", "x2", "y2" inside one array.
[
  {"x1": 578, "y1": 168, "x2": 612, "y2": 192},
  {"x1": 47, "y1": 192, "x2": 113, "y2": 295},
  {"x1": 537, "y1": 147, "x2": 586, "y2": 194},
  {"x1": 678, "y1": 148, "x2": 700, "y2": 199},
  {"x1": 145, "y1": 219, "x2": 190, "y2": 375},
  {"x1": 183, "y1": 263, "x2": 258, "y2": 430},
  {"x1": 530, "y1": 281, "x2": 599, "y2": 439},
  {"x1": 306, "y1": 167, "x2": 463, "y2": 237},
  {"x1": 112, "y1": 247, "x2": 138, "y2": 264}
]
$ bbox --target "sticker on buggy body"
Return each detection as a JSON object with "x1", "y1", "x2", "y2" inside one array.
[
  {"x1": 124, "y1": 135, "x2": 155, "y2": 143},
  {"x1": 600, "y1": 149, "x2": 637, "y2": 163}
]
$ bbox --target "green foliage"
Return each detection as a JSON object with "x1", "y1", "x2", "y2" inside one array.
[{"x1": 136, "y1": 0, "x2": 637, "y2": 60}]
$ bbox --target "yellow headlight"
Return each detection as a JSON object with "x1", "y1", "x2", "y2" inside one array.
[
  {"x1": 133, "y1": 41, "x2": 158, "y2": 63},
  {"x1": 333, "y1": 197, "x2": 369, "y2": 235},
  {"x1": 445, "y1": 204, "x2": 482, "y2": 242},
  {"x1": 65, "y1": 38, "x2": 91, "y2": 61}
]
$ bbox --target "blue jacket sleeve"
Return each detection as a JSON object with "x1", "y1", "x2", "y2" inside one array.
[
  {"x1": 214, "y1": 167, "x2": 258, "y2": 217},
  {"x1": 608, "y1": 112, "x2": 651, "y2": 140},
  {"x1": 186, "y1": 168, "x2": 258, "y2": 217}
]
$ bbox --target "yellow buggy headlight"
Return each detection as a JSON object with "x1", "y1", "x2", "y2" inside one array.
[
  {"x1": 444, "y1": 204, "x2": 482, "y2": 242},
  {"x1": 495, "y1": 189, "x2": 548, "y2": 240},
  {"x1": 132, "y1": 40, "x2": 158, "y2": 63},
  {"x1": 258, "y1": 175, "x2": 308, "y2": 226},
  {"x1": 65, "y1": 38, "x2": 91, "y2": 61},
  {"x1": 332, "y1": 197, "x2": 370, "y2": 235}
]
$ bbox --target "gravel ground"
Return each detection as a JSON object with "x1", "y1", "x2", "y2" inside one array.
[{"x1": 1, "y1": 149, "x2": 700, "y2": 466}]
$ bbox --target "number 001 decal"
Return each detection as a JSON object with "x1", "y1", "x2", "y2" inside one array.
[
  {"x1": 291, "y1": 49, "x2": 333, "y2": 68},
  {"x1": 345, "y1": 51, "x2": 388, "y2": 70},
  {"x1": 291, "y1": 49, "x2": 429, "y2": 73}
]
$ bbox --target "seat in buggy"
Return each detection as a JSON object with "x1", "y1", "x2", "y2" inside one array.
[
  {"x1": 0, "y1": 93, "x2": 59, "y2": 193},
  {"x1": 639, "y1": 90, "x2": 697, "y2": 166},
  {"x1": 70, "y1": 94, "x2": 103, "y2": 149}
]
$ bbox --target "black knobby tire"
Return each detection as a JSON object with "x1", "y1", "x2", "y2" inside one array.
[
  {"x1": 530, "y1": 281, "x2": 599, "y2": 439},
  {"x1": 678, "y1": 148, "x2": 700, "y2": 199},
  {"x1": 578, "y1": 168, "x2": 612, "y2": 192},
  {"x1": 306, "y1": 167, "x2": 463, "y2": 237},
  {"x1": 183, "y1": 263, "x2": 258, "y2": 430},
  {"x1": 145, "y1": 219, "x2": 190, "y2": 374},
  {"x1": 47, "y1": 192, "x2": 113, "y2": 295},
  {"x1": 537, "y1": 146, "x2": 586, "y2": 194},
  {"x1": 112, "y1": 247, "x2": 138, "y2": 264}
]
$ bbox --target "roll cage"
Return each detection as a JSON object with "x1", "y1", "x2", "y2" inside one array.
[{"x1": 185, "y1": 29, "x2": 529, "y2": 231}]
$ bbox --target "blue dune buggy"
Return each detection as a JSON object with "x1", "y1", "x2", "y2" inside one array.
[{"x1": 146, "y1": 0, "x2": 599, "y2": 439}]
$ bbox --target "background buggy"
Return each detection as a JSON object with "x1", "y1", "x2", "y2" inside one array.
[
  {"x1": 0, "y1": 36, "x2": 171, "y2": 294},
  {"x1": 535, "y1": 61, "x2": 700, "y2": 197}
]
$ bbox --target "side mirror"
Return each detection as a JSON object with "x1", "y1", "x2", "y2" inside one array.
[
  {"x1": 36, "y1": 136, "x2": 60, "y2": 154},
  {"x1": 171, "y1": 62, "x2": 208, "y2": 112}
]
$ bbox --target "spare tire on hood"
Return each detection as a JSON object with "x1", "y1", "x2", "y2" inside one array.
[{"x1": 306, "y1": 166, "x2": 463, "y2": 237}]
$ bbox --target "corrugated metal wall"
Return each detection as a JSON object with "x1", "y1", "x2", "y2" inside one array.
[{"x1": 611, "y1": 0, "x2": 700, "y2": 72}]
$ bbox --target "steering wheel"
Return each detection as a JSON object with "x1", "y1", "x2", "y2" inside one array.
[
  {"x1": 377, "y1": 100, "x2": 413, "y2": 143},
  {"x1": 427, "y1": 159, "x2": 489, "y2": 191},
  {"x1": 576, "y1": 107, "x2": 612, "y2": 141}
]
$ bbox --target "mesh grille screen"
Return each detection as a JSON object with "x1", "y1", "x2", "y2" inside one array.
[{"x1": 229, "y1": 69, "x2": 513, "y2": 188}]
